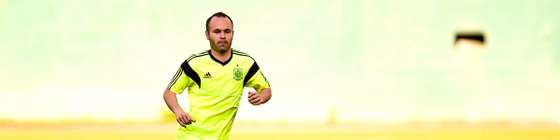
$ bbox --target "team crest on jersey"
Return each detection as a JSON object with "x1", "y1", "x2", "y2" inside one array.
[{"x1": 233, "y1": 67, "x2": 243, "y2": 81}]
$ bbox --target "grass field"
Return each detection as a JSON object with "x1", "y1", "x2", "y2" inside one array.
[{"x1": 1, "y1": 123, "x2": 560, "y2": 140}]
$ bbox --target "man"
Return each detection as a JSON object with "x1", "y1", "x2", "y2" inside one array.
[{"x1": 163, "y1": 12, "x2": 272, "y2": 140}]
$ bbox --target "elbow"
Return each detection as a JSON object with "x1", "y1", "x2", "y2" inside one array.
[{"x1": 163, "y1": 89, "x2": 175, "y2": 99}]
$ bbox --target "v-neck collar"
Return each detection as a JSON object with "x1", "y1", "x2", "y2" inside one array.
[{"x1": 208, "y1": 50, "x2": 232, "y2": 66}]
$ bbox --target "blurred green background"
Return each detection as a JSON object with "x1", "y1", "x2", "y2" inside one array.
[{"x1": 1, "y1": 0, "x2": 559, "y2": 139}]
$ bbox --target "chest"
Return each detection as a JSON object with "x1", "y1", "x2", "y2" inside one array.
[{"x1": 192, "y1": 59, "x2": 251, "y2": 85}]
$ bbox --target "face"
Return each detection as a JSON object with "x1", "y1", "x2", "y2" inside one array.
[{"x1": 206, "y1": 17, "x2": 233, "y2": 54}]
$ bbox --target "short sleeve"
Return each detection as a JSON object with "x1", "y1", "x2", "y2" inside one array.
[
  {"x1": 244, "y1": 62, "x2": 270, "y2": 92},
  {"x1": 166, "y1": 68, "x2": 192, "y2": 94}
]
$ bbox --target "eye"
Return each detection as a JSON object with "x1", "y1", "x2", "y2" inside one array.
[
  {"x1": 213, "y1": 29, "x2": 221, "y2": 33},
  {"x1": 224, "y1": 29, "x2": 231, "y2": 33}
]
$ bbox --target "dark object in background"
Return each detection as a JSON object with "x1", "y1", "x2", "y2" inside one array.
[{"x1": 454, "y1": 31, "x2": 485, "y2": 48}]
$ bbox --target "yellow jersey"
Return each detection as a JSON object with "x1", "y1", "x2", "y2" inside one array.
[{"x1": 167, "y1": 49, "x2": 270, "y2": 140}]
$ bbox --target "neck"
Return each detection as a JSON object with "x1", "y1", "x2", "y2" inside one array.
[{"x1": 209, "y1": 49, "x2": 232, "y2": 63}]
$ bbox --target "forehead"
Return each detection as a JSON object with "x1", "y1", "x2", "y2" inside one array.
[{"x1": 208, "y1": 17, "x2": 233, "y2": 30}]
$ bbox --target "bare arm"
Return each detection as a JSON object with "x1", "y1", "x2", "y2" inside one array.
[
  {"x1": 248, "y1": 88, "x2": 271, "y2": 105},
  {"x1": 163, "y1": 89, "x2": 194, "y2": 127}
]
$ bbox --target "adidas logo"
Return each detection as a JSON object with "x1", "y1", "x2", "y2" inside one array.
[{"x1": 203, "y1": 72, "x2": 212, "y2": 78}]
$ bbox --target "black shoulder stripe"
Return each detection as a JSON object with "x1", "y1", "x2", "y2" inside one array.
[
  {"x1": 189, "y1": 52, "x2": 208, "y2": 58},
  {"x1": 186, "y1": 52, "x2": 209, "y2": 62},
  {"x1": 233, "y1": 52, "x2": 254, "y2": 60},
  {"x1": 232, "y1": 52, "x2": 248, "y2": 56},
  {"x1": 243, "y1": 62, "x2": 260, "y2": 86},
  {"x1": 233, "y1": 50, "x2": 250, "y2": 55},
  {"x1": 166, "y1": 68, "x2": 182, "y2": 90},
  {"x1": 181, "y1": 60, "x2": 201, "y2": 88},
  {"x1": 232, "y1": 49, "x2": 255, "y2": 58}
]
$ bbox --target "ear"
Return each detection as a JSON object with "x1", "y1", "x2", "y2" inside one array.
[{"x1": 205, "y1": 30, "x2": 209, "y2": 40}]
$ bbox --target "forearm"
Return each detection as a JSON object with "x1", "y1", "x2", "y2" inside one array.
[
  {"x1": 163, "y1": 89, "x2": 184, "y2": 113},
  {"x1": 164, "y1": 89, "x2": 195, "y2": 126},
  {"x1": 259, "y1": 88, "x2": 272, "y2": 103}
]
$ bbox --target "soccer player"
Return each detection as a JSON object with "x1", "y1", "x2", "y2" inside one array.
[{"x1": 163, "y1": 12, "x2": 272, "y2": 140}]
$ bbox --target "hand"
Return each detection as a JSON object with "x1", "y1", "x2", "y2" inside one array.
[
  {"x1": 248, "y1": 91, "x2": 265, "y2": 105},
  {"x1": 174, "y1": 110, "x2": 195, "y2": 127}
]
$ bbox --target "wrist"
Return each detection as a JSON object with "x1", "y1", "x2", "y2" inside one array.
[{"x1": 172, "y1": 108, "x2": 184, "y2": 114}]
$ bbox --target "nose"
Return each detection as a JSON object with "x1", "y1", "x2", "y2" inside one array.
[{"x1": 219, "y1": 32, "x2": 226, "y2": 39}]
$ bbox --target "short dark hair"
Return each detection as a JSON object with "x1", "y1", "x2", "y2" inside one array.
[{"x1": 205, "y1": 12, "x2": 233, "y2": 32}]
